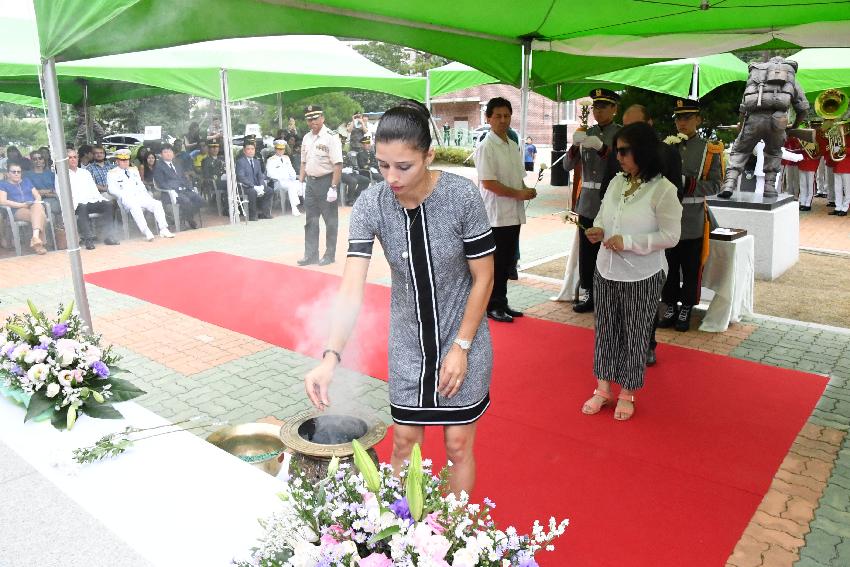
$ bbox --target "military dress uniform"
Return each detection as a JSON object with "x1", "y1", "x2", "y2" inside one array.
[
  {"x1": 562, "y1": 88, "x2": 621, "y2": 312},
  {"x1": 299, "y1": 105, "x2": 343, "y2": 265},
  {"x1": 201, "y1": 143, "x2": 227, "y2": 215},
  {"x1": 660, "y1": 100, "x2": 723, "y2": 331}
]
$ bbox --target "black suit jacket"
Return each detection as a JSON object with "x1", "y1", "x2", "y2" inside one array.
[
  {"x1": 235, "y1": 155, "x2": 266, "y2": 187},
  {"x1": 153, "y1": 160, "x2": 189, "y2": 191}
]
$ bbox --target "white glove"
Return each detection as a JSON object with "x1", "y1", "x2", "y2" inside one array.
[
  {"x1": 254, "y1": 184, "x2": 265, "y2": 197},
  {"x1": 220, "y1": 174, "x2": 227, "y2": 181},
  {"x1": 327, "y1": 187, "x2": 338, "y2": 203},
  {"x1": 781, "y1": 149, "x2": 803, "y2": 162},
  {"x1": 572, "y1": 131, "x2": 587, "y2": 145},
  {"x1": 582, "y1": 135, "x2": 604, "y2": 151}
]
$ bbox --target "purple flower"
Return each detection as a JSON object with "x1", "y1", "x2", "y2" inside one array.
[
  {"x1": 389, "y1": 497, "x2": 412, "y2": 521},
  {"x1": 9, "y1": 363, "x2": 23, "y2": 376},
  {"x1": 51, "y1": 323, "x2": 68, "y2": 338},
  {"x1": 517, "y1": 551, "x2": 539, "y2": 567},
  {"x1": 34, "y1": 344, "x2": 49, "y2": 351},
  {"x1": 90, "y1": 360, "x2": 110, "y2": 378}
]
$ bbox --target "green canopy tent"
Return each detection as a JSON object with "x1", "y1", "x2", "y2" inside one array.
[
  {"x1": 426, "y1": 62, "x2": 498, "y2": 104},
  {"x1": 30, "y1": 0, "x2": 850, "y2": 326},
  {"x1": 588, "y1": 53, "x2": 749, "y2": 100},
  {"x1": 790, "y1": 49, "x2": 850, "y2": 102}
]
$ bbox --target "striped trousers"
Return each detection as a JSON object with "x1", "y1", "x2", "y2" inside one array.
[{"x1": 593, "y1": 269, "x2": 665, "y2": 391}]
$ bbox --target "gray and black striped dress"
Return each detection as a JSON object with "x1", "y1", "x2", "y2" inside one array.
[{"x1": 347, "y1": 171, "x2": 496, "y2": 425}]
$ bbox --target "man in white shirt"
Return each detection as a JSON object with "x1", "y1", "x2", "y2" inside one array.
[
  {"x1": 265, "y1": 139, "x2": 302, "y2": 217},
  {"x1": 66, "y1": 148, "x2": 119, "y2": 250},
  {"x1": 476, "y1": 97, "x2": 537, "y2": 323},
  {"x1": 107, "y1": 149, "x2": 173, "y2": 241}
]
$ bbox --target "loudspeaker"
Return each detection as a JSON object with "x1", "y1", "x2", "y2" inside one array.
[
  {"x1": 550, "y1": 151, "x2": 569, "y2": 186},
  {"x1": 552, "y1": 124, "x2": 568, "y2": 151}
]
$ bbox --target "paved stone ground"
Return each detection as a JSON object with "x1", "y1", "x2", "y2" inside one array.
[{"x1": 2, "y1": 164, "x2": 850, "y2": 566}]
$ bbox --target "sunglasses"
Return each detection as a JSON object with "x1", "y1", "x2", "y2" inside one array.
[{"x1": 616, "y1": 146, "x2": 632, "y2": 156}]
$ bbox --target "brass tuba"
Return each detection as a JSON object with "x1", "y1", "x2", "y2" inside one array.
[{"x1": 815, "y1": 89, "x2": 848, "y2": 162}]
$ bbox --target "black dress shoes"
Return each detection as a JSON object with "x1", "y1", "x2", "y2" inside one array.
[
  {"x1": 188, "y1": 219, "x2": 198, "y2": 229},
  {"x1": 487, "y1": 309, "x2": 513, "y2": 323},
  {"x1": 572, "y1": 296, "x2": 594, "y2": 314},
  {"x1": 297, "y1": 257, "x2": 319, "y2": 266},
  {"x1": 319, "y1": 257, "x2": 335, "y2": 266},
  {"x1": 104, "y1": 237, "x2": 120, "y2": 245},
  {"x1": 657, "y1": 303, "x2": 678, "y2": 328},
  {"x1": 675, "y1": 305, "x2": 693, "y2": 332},
  {"x1": 717, "y1": 190, "x2": 734, "y2": 199},
  {"x1": 505, "y1": 306, "x2": 524, "y2": 318},
  {"x1": 646, "y1": 347, "x2": 657, "y2": 366},
  {"x1": 83, "y1": 238, "x2": 96, "y2": 250}
]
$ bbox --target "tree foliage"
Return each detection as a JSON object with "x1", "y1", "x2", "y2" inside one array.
[{"x1": 0, "y1": 114, "x2": 48, "y2": 148}]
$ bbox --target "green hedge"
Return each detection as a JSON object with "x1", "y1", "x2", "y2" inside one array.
[{"x1": 433, "y1": 146, "x2": 473, "y2": 166}]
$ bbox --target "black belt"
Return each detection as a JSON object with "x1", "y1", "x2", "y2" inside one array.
[{"x1": 306, "y1": 173, "x2": 333, "y2": 181}]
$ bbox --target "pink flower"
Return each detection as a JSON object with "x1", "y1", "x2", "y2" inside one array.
[
  {"x1": 320, "y1": 533, "x2": 338, "y2": 546},
  {"x1": 359, "y1": 552, "x2": 393, "y2": 567},
  {"x1": 425, "y1": 512, "x2": 445, "y2": 535}
]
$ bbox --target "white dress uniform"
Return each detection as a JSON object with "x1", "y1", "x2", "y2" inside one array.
[
  {"x1": 107, "y1": 166, "x2": 169, "y2": 238},
  {"x1": 266, "y1": 151, "x2": 302, "y2": 216}
]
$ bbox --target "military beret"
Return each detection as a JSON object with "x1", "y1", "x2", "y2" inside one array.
[
  {"x1": 589, "y1": 88, "x2": 620, "y2": 105},
  {"x1": 304, "y1": 105, "x2": 324, "y2": 119},
  {"x1": 673, "y1": 98, "x2": 702, "y2": 115}
]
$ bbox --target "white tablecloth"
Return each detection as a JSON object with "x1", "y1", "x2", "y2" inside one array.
[
  {"x1": 699, "y1": 235, "x2": 755, "y2": 332},
  {"x1": 0, "y1": 398, "x2": 285, "y2": 566}
]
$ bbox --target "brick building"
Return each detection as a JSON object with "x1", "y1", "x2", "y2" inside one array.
[{"x1": 430, "y1": 83, "x2": 584, "y2": 146}]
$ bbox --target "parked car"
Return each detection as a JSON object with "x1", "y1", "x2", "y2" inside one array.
[
  {"x1": 471, "y1": 125, "x2": 490, "y2": 148},
  {"x1": 101, "y1": 133, "x2": 176, "y2": 157}
]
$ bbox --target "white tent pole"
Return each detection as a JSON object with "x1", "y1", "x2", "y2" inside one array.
[
  {"x1": 425, "y1": 70, "x2": 431, "y2": 112},
  {"x1": 41, "y1": 57, "x2": 93, "y2": 329},
  {"x1": 82, "y1": 79, "x2": 93, "y2": 142},
  {"x1": 219, "y1": 68, "x2": 237, "y2": 224},
  {"x1": 519, "y1": 40, "x2": 531, "y2": 152},
  {"x1": 689, "y1": 62, "x2": 699, "y2": 99},
  {"x1": 556, "y1": 83, "x2": 563, "y2": 124},
  {"x1": 276, "y1": 92, "x2": 284, "y2": 130}
]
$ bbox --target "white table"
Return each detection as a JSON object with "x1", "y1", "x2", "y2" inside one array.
[
  {"x1": 699, "y1": 235, "x2": 755, "y2": 332},
  {"x1": 0, "y1": 398, "x2": 285, "y2": 566}
]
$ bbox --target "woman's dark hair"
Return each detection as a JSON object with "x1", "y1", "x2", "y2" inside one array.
[
  {"x1": 613, "y1": 122, "x2": 662, "y2": 182},
  {"x1": 375, "y1": 100, "x2": 431, "y2": 152},
  {"x1": 485, "y1": 97, "x2": 512, "y2": 118},
  {"x1": 7, "y1": 146, "x2": 21, "y2": 160}
]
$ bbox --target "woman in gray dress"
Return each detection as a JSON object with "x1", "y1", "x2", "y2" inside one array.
[{"x1": 304, "y1": 101, "x2": 495, "y2": 495}]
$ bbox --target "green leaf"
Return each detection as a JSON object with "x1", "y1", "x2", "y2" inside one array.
[
  {"x1": 367, "y1": 525, "x2": 401, "y2": 545},
  {"x1": 24, "y1": 390, "x2": 54, "y2": 422},
  {"x1": 81, "y1": 403, "x2": 123, "y2": 420},
  {"x1": 351, "y1": 439, "x2": 381, "y2": 493},
  {"x1": 105, "y1": 376, "x2": 146, "y2": 402},
  {"x1": 406, "y1": 443, "x2": 424, "y2": 521},
  {"x1": 50, "y1": 406, "x2": 68, "y2": 430}
]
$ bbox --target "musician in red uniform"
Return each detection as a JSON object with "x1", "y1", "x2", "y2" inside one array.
[
  {"x1": 830, "y1": 127, "x2": 850, "y2": 217},
  {"x1": 779, "y1": 136, "x2": 802, "y2": 199},
  {"x1": 798, "y1": 134, "x2": 821, "y2": 212}
]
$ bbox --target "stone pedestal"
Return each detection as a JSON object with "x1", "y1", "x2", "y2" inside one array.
[{"x1": 707, "y1": 193, "x2": 798, "y2": 280}]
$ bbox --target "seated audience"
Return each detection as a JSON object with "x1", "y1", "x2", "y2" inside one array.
[
  {"x1": 235, "y1": 141, "x2": 273, "y2": 221},
  {"x1": 107, "y1": 149, "x2": 173, "y2": 241},
  {"x1": 0, "y1": 164, "x2": 48, "y2": 254},
  {"x1": 266, "y1": 139, "x2": 301, "y2": 216},
  {"x1": 66, "y1": 149, "x2": 120, "y2": 249},
  {"x1": 201, "y1": 142, "x2": 227, "y2": 215},
  {"x1": 24, "y1": 150, "x2": 60, "y2": 225},
  {"x1": 153, "y1": 143, "x2": 203, "y2": 229}
]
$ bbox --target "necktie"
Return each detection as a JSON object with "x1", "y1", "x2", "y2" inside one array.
[
  {"x1": 170, "y1": 163, "x2": 177, "y2": 174},
  {"x1": 249, "y1": 158, "x2": 255, "y2": 173},
  {"x1": 125, "y1": 170, "x2": 130, "y2": 178}
]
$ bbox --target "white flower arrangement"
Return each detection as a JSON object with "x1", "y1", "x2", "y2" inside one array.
[
  {"x1": 236, "y1": 442, "x2": 568, "y2": 567},
  {"x1": 0, "y1": 300, "x2": 145, "y2": 430},
  {"x1": 663, "y1": 133, "x2": 688, "y2": 145}
]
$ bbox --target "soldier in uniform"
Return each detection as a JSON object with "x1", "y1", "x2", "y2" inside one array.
[
  {"x1": 298, "y1": 105, "x2": 343, "y2": 266},
  {"x1": 562, "y1": 88, "x2": 622, "y2": 313},
  {"x1": 266, "y1": 139, "x2": 302, "y2": 216},
  {"x1": 658, "y1": 100, "x2": 723, "y2": 332},
  {"x1": 201, "y1": 142, "x2": 227, "y2": 216},
  {"x1": 718, "y1": 56, "x2": 809, "y2": 199}
]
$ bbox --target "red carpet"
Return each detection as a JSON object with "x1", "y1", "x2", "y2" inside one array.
[{"x1": 87, "y1": 252, "x2": 827, "y2": 566}]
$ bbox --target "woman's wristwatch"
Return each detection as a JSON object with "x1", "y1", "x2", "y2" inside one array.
[{"x1": 453, "y1": 338, "x2": 471, "y2": 351}]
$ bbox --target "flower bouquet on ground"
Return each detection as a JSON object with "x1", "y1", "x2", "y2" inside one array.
[
  {"x1": 236, "y1": 441, "x2": 568, "y2": 567},
  {"x1": 0, "y1": 300, "x2": 146, "y2": 431}
]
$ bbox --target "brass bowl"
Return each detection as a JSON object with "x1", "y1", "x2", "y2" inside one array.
[
  {"x1": 207, "y1": 423, "x2": 285, "y2": 477},
  {"x1": 279, "y1": 409, "x2": 387, "y2": 459}
]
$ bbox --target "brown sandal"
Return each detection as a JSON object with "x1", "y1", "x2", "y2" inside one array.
[{"x1": 582, "y1": 388, "x2": 612, "y2": 415}]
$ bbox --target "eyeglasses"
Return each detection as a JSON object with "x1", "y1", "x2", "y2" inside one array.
[
  {"x1": 616, "y1": 146, "x2": 632, "y2": 156},
  {"x1": 8, "y1": 170, "x2": 22, "y2": 174}
]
